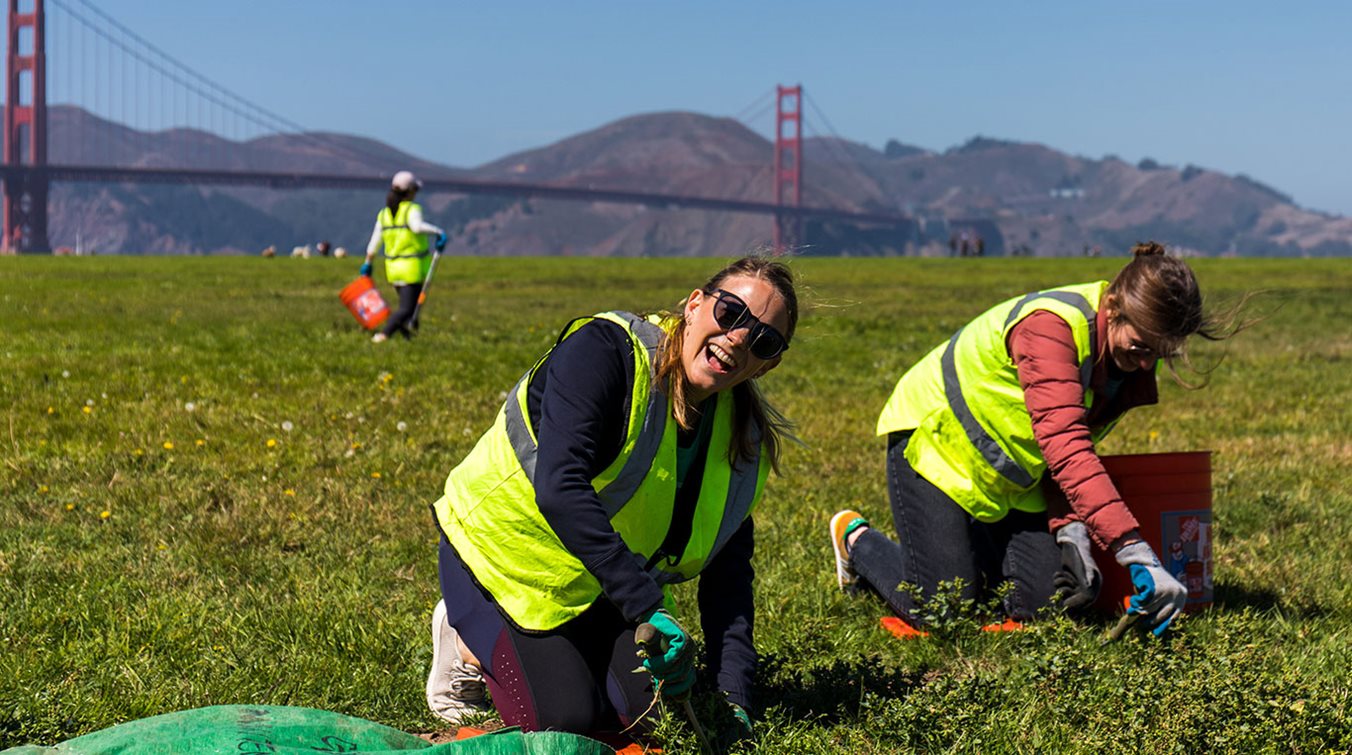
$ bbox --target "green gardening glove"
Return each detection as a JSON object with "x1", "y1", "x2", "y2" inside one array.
[
  {"x1": 637, "y1": 608, "x2": 695, "y2": 697},
  {"x1": 723, "y1": 701, "x2": 753, "y2": 745}
]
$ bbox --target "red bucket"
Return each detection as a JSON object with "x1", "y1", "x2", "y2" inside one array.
[
  {"x1": 339, "y1": 276, "x2": 389, "y2": 330},
  {"x1": 1092, "y1": 451, "x2": 1213, "y2": 615}
]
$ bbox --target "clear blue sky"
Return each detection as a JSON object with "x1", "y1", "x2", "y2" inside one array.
[{"x1": 28, "y1": 0, "x2": 1352, "y2": 216}]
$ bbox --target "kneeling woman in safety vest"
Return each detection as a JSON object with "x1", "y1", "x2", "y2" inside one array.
[
  {"x1": 359, "y1": 170, "x2": 446, "y2": 343},
  {"x1": 426, "y1": 256, "x2": 797, "y2": 739},
  {"x1": 831, "y1": 242, "x2": 1238, "y2": 637}
]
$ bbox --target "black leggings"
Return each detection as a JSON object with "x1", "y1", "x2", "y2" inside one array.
[
  {"x1": 381, "y1": 282, "x2": 424, "y2": 339},
  {"x1": 437, "y1": 538, "x2": 655, "y2": 734},
  {"x1": 850, "y1": 432, "x2": 1060, "y2": 623}
]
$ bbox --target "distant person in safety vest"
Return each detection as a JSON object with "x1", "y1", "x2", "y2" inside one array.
[
  {"x1": 830, "y1": 242, "x2": 1246, "y2": 639},
  {"x1": 360, "y1": 170, "x2": 447, "y2": 343},
  {"x1": 425, "y1": 255, "x2": 798, "y2": 744}
]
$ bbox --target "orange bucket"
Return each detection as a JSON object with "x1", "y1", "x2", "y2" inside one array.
[
  {"x1": 1091, "y1": 451, "x2": 1213, "y2": 615},
  {"x1": 339, "y1": 276, "x2": 389, "y2": 330}
]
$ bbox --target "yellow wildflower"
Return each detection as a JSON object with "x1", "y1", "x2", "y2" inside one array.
[
  {"x1": 371, "y1": 472, "x2": 382, "y2": 479},
  {"x1": 100, "y1": 509, "x2": 111, "y2": 520},
  {"x1": 163, "y1": 441, "x2": 174, "y2": 450},
  {"x1": 267, "y1": 438, "x2": 278, "y2": 448}
]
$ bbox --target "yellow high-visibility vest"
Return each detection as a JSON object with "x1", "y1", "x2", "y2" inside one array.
[
  {"x1": 377, "y1": 201, "x2": 430, "y2": 284},
  {"x1": 877, "y1": 281, "x2": 1120, "y2": 520},
  {"x1": 432, "y1": 312, "x2": 769, "y2": 631}
]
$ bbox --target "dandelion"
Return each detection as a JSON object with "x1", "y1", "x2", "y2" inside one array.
[
  {"x1": 371, "y1": 472, "x2": 382, "y2": 479},
  {"x1": 82, "y1": 406, "x2": 92, "y2": 415},
  {"x1": 1149, "y1": 430, "x2": 1161, "y2": 443},
  {"x1": 180, "y1": 375, "x2": 188, "y2": 384},
  {"x1": 163, "y1": 441, "x2": 174, "y2": 450},
  {"x1": 351, "y1": 442, "x2": 362, "y2": 450},
  {"x1": 38, "y1": 484, "x2": 49, "y2": 494},
  {"x1": 134, "y1": 448, "x2": 145, "y2": 456},
  {"x1": 47, "y1": 406, "x2": 54, "y2": 414},
  {"x1": 267, "y1": 438, "x2": 278, "y2": 448},
  {"x1": 65, "y1": 502, "x2": 75, "y2": 511},
  {"x1": 195, "y1": 439, "x2": 206, "y2": 447},
  {"x1": 284, "y1": 489, "x2": 296, "y2": 496},
  {"x1": 184, "y1": 402, "x2": 196, "y2": 412},
  {"x1": 396, "y1": 421, "x2": 408, "y2": 432},
  {"x1": 100, "y1": 509, "x2": 111, "y2": 520},
  {"x1": 281, "y1": 421, "x2": 294, "y2": 433},
  {"x1": 157, "y1": 543, "x2": 168, "y2": 551}
]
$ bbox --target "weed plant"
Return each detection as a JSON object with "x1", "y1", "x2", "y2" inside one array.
[{"x1": 2, "y1": 255, "x2": 1350, "y2": 753}]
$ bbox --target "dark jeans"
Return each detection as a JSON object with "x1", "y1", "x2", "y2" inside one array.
[
  {"x1": 437, "y1": 537, "x2": 654, "y2": 734},
  {"x1": 850, "y1": 432, "x2": 1059, "y2": 624},
  {"x1": 381, "y1": 282, "x2": 424, "y2": 339}
]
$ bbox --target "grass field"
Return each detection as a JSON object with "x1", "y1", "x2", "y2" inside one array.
[{"x1": 2, "y1": 255, "x2": 1350, "y2": 753}]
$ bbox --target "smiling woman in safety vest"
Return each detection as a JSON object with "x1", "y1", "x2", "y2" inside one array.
[
  {"x1": 830, "y1": 242, "x2": 1239, "y2": 638},
  {"x1": 360, "y1": 170, "x2": 446, "y2": 343},
  {"x1": 425, "y1": 256, "x2": 797, "y2": 741}
]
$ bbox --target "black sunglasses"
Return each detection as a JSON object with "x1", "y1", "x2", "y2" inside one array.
[{"x1": 706, "y1": 289, "x2": 790, "y2": 360}]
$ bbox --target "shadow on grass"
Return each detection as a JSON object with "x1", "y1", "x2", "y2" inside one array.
[
  {"x1": 1213, "y1": 582, "x2": 1330, "y2": 618},
  {"x1": 753, "y1": 652, "x2": 925, "y2": 720}
]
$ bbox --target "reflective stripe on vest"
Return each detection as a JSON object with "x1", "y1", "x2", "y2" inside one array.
[
  {"x1": 940, "y1": 288, "x2": 1098, "y2": 488},
  {"x1": 503, "y1": 312, "x2": 668, "y2": 515}
]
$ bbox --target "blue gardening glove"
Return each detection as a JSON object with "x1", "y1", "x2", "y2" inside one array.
[
  {"x1": 358, "y1": 261, "x2": 373, "y2": 277},
  {"x1": 1115, "y1": 541, "x2": 1187, "y2": 636},
  {"x1": 637, "y1": 608, "x2": 695, "y2": 697},
  {"x1": 435, "y1": 232, "x2": 447, "y2": 252},
  {"x1": 1052, "y1": 522, "x2": 1102, "y2": 614}
]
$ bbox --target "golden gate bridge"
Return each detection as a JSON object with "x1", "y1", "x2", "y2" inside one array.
[{"x1": 2, "y1": 0, "x2": 924, "y2": 254}]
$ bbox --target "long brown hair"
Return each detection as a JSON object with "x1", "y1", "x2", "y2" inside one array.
[
  {"x1": 652, "y1": 255, "x2": 800, "y2": 472},
  {"x1": 386, "y1": 186, "x2": 416, "y2": 216},
  {"x1": 1103, "y1": 241, "x2": 1248, "y2": 385}
]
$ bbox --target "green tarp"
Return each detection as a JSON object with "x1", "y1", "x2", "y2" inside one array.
[{"x1": 1, "y1": 705, "x2": 615, "y2": 755}]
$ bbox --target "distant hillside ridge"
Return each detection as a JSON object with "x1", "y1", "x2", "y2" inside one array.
[{"x1": 28, "y1": 105, "x2": 1352, "y2": 256}]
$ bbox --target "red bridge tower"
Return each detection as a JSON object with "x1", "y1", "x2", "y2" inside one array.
[
  {"x1": 772, "y1": 84, "x2": 802, "y2": 254},
  {"x1": 4, "y1": 0, "x2": 49, "y2": 253}
]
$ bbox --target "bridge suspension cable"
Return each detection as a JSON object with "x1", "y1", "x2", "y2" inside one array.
[{"x1": 43, "y1": 0, "x2": 403, "y2": 172}]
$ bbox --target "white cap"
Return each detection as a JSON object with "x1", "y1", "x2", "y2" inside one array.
[{"x1": 391, "y1": 170, "x2": 422, "y2": 191}]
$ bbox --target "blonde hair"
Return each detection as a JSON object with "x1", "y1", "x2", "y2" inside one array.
[
  {"x1": 1103, "y1": 241, "x2": 1250, "y2": 385},
  {"x1": 652, "y1": 255, "x2": 799, "y2": 472}
]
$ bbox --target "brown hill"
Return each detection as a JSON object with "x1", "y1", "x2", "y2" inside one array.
[{"x1": 33, "y1": 106, "x2": 1352, "y2": 256}]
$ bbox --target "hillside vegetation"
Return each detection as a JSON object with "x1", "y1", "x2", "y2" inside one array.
[
  {"x1": 40, "y1": 106, "x2": 1352, "y2": 256},
  {"x1": 2, "y1": 256, "x2": 1350, "y2": 753}
]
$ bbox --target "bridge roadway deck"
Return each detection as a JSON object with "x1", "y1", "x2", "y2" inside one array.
[{"x1": 0, "y1": 164, "x2": 915, "y2": 228}]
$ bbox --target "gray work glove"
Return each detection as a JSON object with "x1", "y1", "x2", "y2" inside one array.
[
  {"x1": 1052, "y1": 522, "x2": 1101, "y2": 614},
  {"x1": 1115, "y1": 541, "x2": 1187, "y2": 636}
]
